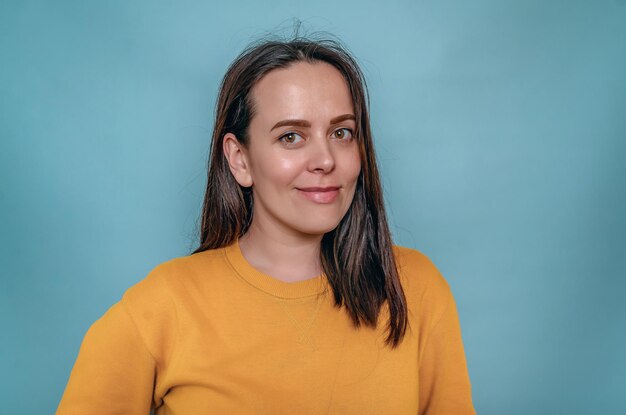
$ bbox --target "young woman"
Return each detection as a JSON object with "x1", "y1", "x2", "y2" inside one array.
[{"x1": 57, "y1": 36, "x2": 476, "y2": 414}]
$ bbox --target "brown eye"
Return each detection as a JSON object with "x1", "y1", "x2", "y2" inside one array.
[
  {"x1": 279, "y1": 132, "x2": 304, "y2": 145},
  {"x1": 333, "y1": 128, "x2": 353, "y2": 140}
]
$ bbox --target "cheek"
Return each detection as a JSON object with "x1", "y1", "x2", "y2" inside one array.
[
  {"x1": 254, "y1": 153, "x2": 303, "y2": 185},
  {"x1": 345, "y1": 148, "x2": 362, "y2": 182}
]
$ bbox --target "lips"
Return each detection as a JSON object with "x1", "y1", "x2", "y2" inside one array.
[
  {"x1": 296, "y1": 186, "x2": 340, "y2": 204},
  {"x1": 297, "y1": 186, "x2": 340, "y2": 192}
]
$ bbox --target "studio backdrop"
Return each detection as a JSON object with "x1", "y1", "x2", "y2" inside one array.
[{"x1": 1, "y1": 1, "x2": 625, "y2": 414}]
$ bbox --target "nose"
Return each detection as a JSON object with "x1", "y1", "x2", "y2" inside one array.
[{"x1": 307, "y1": 133, "x2": 336, "y2": 173}]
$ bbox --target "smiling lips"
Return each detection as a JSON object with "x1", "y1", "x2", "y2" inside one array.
[{"x1": 296, "y1": 186, "x2": 340, "y2": 204}]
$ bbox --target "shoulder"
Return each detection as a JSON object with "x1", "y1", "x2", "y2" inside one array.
[
  {"x1": 115, "y1": 248, "x2": 226, "y2": 365},
  {"x1": 122, "y1": 247, "x2": 226, "y2": 305},
  {"x1": 391, "y1": 244, "x2": 456, "y2": 333},
  {"x1": 392, "y1": 244, "x2": 452, "y2": 300}
]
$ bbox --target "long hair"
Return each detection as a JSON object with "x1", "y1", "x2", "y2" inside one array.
[{"x1": 193, "y1": 34, "x2": 408, "y2": 348}]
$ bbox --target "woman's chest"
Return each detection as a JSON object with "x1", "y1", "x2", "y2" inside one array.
[{"x1": 154, "y1": 294, "x2": 420, "y2": 414}]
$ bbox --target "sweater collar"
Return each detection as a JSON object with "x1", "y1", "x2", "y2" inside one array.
[{"x1": 223, "y1": 238, "x2": 329, "y2": 299}]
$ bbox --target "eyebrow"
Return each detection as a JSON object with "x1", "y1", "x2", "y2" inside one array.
[{"x1": 269, "y1": 114, "x2": 356, "y2": 132}]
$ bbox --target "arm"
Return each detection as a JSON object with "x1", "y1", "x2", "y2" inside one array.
[
  {"x1": 56, "y1": 300, "x2": 156, "y2": 415},
  {"x1": 418, "y1": 285, "x2": 475, "y2": 415}
]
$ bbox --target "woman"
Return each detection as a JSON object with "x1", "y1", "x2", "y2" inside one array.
[{"x1": 57, "y1": 35, "x2": 476, "y2": 414}]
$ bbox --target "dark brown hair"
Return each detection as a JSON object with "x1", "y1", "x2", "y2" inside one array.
[{"x1": 193, "y1": 33, "x2": 408, "y2": 347}]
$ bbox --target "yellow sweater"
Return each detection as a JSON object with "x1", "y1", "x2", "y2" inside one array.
[{"x1": 57, "y1": 240, "x2": 475, "y2": 414}]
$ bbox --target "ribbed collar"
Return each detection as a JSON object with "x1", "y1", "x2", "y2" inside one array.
[{"x1": 222, "y1": 238, "x2": 329, "y2": 299}]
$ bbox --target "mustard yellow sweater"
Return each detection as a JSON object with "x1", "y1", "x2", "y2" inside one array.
[{"x1": 57, "y1": 240, "x2": 475, "y2": 414}]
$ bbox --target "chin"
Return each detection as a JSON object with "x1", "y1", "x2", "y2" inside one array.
[{"x1": 294, "y1": 219, "x2": 342, "y2": 236}]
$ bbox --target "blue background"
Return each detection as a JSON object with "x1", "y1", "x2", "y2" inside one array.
[{"x1": 1, "y1": 1, "x2": 625, "y2": 413}]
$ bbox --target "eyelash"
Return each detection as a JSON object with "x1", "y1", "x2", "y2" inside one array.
[{"x1": 278, "y1": 128, "x2": 355, "y2": 146}]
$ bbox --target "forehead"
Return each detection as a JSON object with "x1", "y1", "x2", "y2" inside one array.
[{"x1": 249, "y1": 61, "x2": 354, "y2": 124}]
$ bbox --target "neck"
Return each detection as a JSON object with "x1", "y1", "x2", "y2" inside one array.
[{"x1": 238, "y1": 220, "x2": 324, "y2": 283}]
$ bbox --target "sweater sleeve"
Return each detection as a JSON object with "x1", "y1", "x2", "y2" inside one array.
[
  {"x1": 55, "y1": 300, "x2": 156, "y2": 415},
  {"x1": 417, "y1": 280, "x2": 475, "y2": 415}
]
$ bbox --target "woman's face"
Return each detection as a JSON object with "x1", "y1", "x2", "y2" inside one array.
[{"x1": 224, "y1": 61, "x2": 362, "y2": 238}]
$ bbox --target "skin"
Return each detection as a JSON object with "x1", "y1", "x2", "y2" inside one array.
[{"x1": 223, "y1": 61, "x2": 362, "y2": 283}]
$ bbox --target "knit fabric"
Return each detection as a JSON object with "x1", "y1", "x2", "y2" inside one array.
[{"x1": 57, "y1": 239, "x2": 475, "y2": 414}]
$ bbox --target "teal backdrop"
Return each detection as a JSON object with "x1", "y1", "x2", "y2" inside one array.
[{"x1": 1, "y1": 1, "x2": 625, "y2": 414}]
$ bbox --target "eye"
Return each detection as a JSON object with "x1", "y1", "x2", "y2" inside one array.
[
  {"x1": 278, "y1": 132, "x2": 304, "y2": 146},
  {"x1": 333, "y1": 128, "x2": 354, "y2": 140}
]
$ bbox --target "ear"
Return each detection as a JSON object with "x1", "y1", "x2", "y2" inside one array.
[{"x1": 223, "y1": 133, "x2": 253, "y2": 188}]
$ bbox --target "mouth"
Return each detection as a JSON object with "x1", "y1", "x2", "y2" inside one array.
[
  {"x1": 297, "y1": 186, "x2": 340, "y2": 192},
  {"x1": 296, "y1": 186, "x2": 341, "y2": 204}
]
